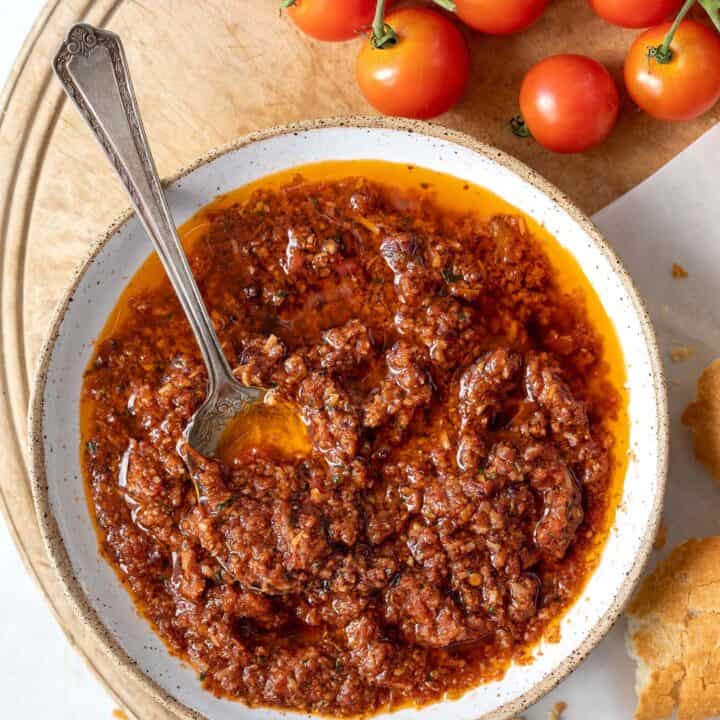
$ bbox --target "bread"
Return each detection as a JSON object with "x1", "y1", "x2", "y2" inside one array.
[
  {"x1": 626, "y1": 537, "x2": 720, "y2": 720},
  {"x1": 683, "y1": 360, "x2": 720, "y2": 482}
]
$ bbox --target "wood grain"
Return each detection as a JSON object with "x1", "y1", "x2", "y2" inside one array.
[{"x1": 0, "y1": 0, "x2": 715, "y2": 717}]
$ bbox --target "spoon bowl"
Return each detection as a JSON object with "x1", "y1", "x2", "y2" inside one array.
[{"x1": 185, "y1": 380, "x2": 264, "y2": 458}]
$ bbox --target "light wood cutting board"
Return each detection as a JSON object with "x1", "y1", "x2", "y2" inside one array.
[{"x1": 0, "y1": 1, "x2": 716, "y2": 717}]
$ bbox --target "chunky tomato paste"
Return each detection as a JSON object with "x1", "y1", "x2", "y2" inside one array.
[{"x1": 82, "y1": 167, "x2": 624, "y2": 716}]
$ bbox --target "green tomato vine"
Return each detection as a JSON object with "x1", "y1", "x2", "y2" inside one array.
[
  {"x1": 649, "y1": 0, "x2": 720, "y2": 64},
  {"x1": 370, "y1": 0, "x2": 458, "y2": 49}
]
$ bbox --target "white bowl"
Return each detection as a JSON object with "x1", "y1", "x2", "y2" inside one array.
[{"x1": 29, "y1": 118, "x2": 667, "y2": 720}]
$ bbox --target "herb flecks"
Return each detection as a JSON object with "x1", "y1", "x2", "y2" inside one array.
[
  {"x1": 215, "y1": 496, "x2": 240, "y2": 514},
  {"x1": 441, "y1": 266, "x2": 463, "y2": 284}
]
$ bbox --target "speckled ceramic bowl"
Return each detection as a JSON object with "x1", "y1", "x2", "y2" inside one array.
[{"x1": 29, "y1": 117, "x2": 668, "y2": 720}]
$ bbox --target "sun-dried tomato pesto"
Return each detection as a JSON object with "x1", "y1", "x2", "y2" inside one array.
[{"x1": 82, "y1": 171, "x2": 623, "y2": 716}]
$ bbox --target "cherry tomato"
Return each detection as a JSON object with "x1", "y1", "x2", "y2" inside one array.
[
  {"x1": 589, "y1": 0, "x2": 684, "y2": 28},
  {"x1": 286, "y1": 0, "x2": 384, "y2": 42},
  {"x1": 519, "y1": 54, "x2": 620, "y2": 153},
  {"x1": 455, "y1": 0, "x2": 549, "y2": 35},
  {"x1": 625, "y1": 20, "x2": 720, "y2": 121},
  {"x1": 356, "y1": 8, "x2": 470, "y2": 119}
]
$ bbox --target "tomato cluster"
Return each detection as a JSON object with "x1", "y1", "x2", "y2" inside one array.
[{"x1": 283, "y1": 0, "x2": 720, "y2": 153}]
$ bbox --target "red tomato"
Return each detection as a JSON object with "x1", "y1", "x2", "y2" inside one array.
[
  {"x1": 356, "y1": 8, "x2": 470, "y2": 119},
  {"x1": 519, "y1": 54, "x2": 620, "y2": 153},
  {"x1": 625, "y1": 20, "x2": 720, "y2": 121},
  {"x1": 286, "y1": 0, "x2": 383, "y2": 42},
  {"x1": 455, "y1": 0, "x2": 549, "y2": 35},
  {"x1": 589, "y1": 0, "x2": 684, "y2": 29}
]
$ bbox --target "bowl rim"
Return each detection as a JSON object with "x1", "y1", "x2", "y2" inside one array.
[{"x1": 28, "y1": 115, "x2": 669, "y2": 720}]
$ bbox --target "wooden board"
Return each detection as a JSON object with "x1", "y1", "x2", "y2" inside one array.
[{"x1": 0, "y1": 1, "x2": 716, "y2": 718}]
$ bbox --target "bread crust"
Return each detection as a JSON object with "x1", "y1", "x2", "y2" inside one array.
[
  {"x1": 683, "y1": 360, "x2": 720, "y2": 482},
  {"x1": 626, "y1": 537, "x2": 720, "y2": 720}
]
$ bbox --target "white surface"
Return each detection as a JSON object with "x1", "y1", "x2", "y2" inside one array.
[
  {"x1": 2, "y1": 6, "x2": 719, "y2": 720},
  {"x1": 0, "y1": 3, "x2": 118, "y2": 720},
  {"x1": 526, "y1": 124, "x2": 720, "y2": 720},
  {"x1": 34, "y1": 126, "x2": 664, "y2": 720}
]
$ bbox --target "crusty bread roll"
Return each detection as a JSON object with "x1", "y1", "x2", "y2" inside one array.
[
  {"x1": 626, "y1": 537, "x2": 720, "y2": 720},
  {"x1": 683, "y1": 359, "x2": 720, "y2": 482}
]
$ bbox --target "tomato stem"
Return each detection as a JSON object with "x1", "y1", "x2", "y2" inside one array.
[
  {"x1": 510, "y1": 115, "x2": 532, "y2": 139},
  {"x1": 371, "y1": 0, "x2": 398, "y2": 49},
  {"x1": 431, "y1": 0, "x2": 458, "y2": 10},
  {"x1": 699, "y1": 0, "x2": 720, "y2": 33},
  {"x1": 279, "y1": 0, "x2": 296, "y2": 8},
  {"x1": 650, "y1": 0, "x2": 696, "y2": 64}
]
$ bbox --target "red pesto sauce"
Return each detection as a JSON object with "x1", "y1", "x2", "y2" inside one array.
[{"x1": 81, "y1": 161, "x2": 628, "y2": 717}]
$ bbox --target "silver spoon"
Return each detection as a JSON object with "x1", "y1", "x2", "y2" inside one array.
[{"x1": 53, "y1": 24, "x2": 264, "y2": 459}]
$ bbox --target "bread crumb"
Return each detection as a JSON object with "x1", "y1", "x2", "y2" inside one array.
[
  {"x1": 683, "y1": 359, "x2": 720, "y2": 482},
  {"x1": 672, "y1": 262, "x2": 688, "y2": 278},
  {"x1": 549, "y1": 702, "x2": 567, "y2": 720},
  {"x1": 626, "y1": 537, "x2": 720, "y2": 720},
  {"x1": 654, "y1": 522, "x2": 667, "y2": 550},
  {"x1": 670, "y1": 346, "x2": 695, "y2": 363}
]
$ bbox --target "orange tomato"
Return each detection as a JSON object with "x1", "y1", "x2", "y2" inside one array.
[
  {"x1": 520, "y1": 54, "x2": 620, "y2": 153},
  {"x1": 286, "y1": 0, "x2": 384, "y2": 42},
  {"x1": 356, "y1": 8, "x2": 470, "y2": 119},
  {"x1": 625, "y1": 20, "x2": 720, "y2": 121},
  {"x1": 589, "y1": 0, "x2": 684, "y2": 28},
  {"x1": 455, "y1": 0, "x2": 549, "y2": 35}
]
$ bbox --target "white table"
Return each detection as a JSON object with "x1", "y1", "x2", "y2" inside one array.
[{"x1": 0, "y1": 4, "x2": 116, "y2": 718}]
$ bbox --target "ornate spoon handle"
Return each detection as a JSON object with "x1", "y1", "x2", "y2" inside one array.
[{"x1": 53, "y1": 24, "x2": 235, "y2": 394}]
